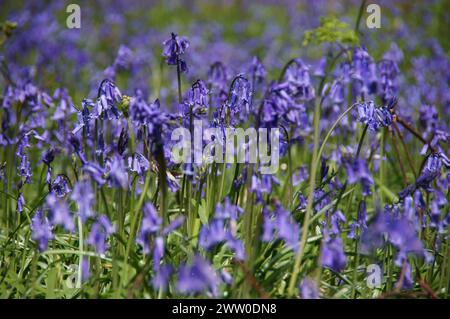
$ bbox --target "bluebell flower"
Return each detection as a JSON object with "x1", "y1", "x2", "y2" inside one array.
[
  {"x1": 251, "y1": 174, "x2": 280, "y2": 203},
  {"x1": 152, "y1": 264, "x2": 173, "y2": 291},
  {"x1": 224, "y1": 75, "x2": 252, "y2": 124},
  {"x1": 51, "y1": 174, "x2": 71, "y2": 197},
  {"x1": 16, "y1": 192, "x2": 25, "y2": 213},
  {"x1": 128, "y1": 152, "x2": 149, "y2": 178},
  {"x1": 356, "y1": 101, "x2": 393, "y2": 131},
  {"x1": 348, "y1": 201, "x2": 368, "y2": 239},
  {"x1": 86, "y1": 215, "x2": 115, "y2": 254},
  {"x1": 137, "y1": 202, "x2": 184, "y2": 254},
  {"x1": 106, "y1": 154, "x2": 129, "y2": 189},
  {"x1": 282, "y1": 58, "x2": 315, "y2": 101},
  {"x1": 378, "y1": 58, "x2": 399, "y2": 103},
  {"x1": 96, "y1": 79, "x2": 122, "y2": 119},
  {"x1": 18, "y1": 154, "x2": 31, "y2": 184},
  {"x1": 300, "y1": 277, "x2": 320, "y2": 299},
  {"x1": 72, "y1": 99, "x2": 95, "y2": 135},
  {"x1": 199, "y1": 198, "x2": 244, "y2": 260},
  {"x1": 31, "y1": 210, "x2": 53, "y2": 252},
  {"x1": 249, "y1": 56, "x2": 266, "y2": 85},
  {"x1": 137, "y1": 203, "x2": 162, "y2": 254},
  {"x1": 41, "y1": 147, "x2": 57, "y2": 184},
  {"x1": 83, "y1": 162, "x2": 106, "y2": 185},
  {"x1": 320, "y1": 236, "x2": 347, "y2": 272},
  {"x1": 177, "y1": 255, "x2": 219, "y2": 296},
  {"x1": 344, "y1": 158, "x2": 373, "y2": 196},
  {"x1": 182, "y1": 80, "x2": 209, "y2": 123},
  {"x1": 415, "y1": 154, "x2": 442, "y2": 192},
  {"x1": 360, "y1": 206, "x2": 429, "y2": 265},
  {"x1": 208, "y1": 61, "x2": 228, "y2": 89},
  {"x1": 262, "y1": 203, "x2": 300, "y2": 253},
  {"x1": 71, "y1": 179, "x2": 95, "y2": 222},
  {"x1": 46, "y1": 193, "x2": 74, "y2": 231},
  {"x1": 292, "y1": 165, "x2": 309, "y2": 186},
  {"x1": 162, "y1": 33, "x2": 189, "y2": 72}
]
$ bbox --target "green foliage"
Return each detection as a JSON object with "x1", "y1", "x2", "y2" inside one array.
[
  {"x1": 302, "y1": 16, "x2": 359, "y2": 47},
  {"x1": 0, "y1": 20, "x2": 16, "y2": 47}
]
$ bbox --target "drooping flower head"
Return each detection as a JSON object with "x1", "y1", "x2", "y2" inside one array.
[
  {"x1": 300, "y1": 277, "x2": 320, "y2": 299},
  {"x1": 71, "y1": 179, "x2": 95, "y2": 222},
  {"x1": 46, "y1": 193, "x2": 74, "y2": 231},
  {"x1": 96, "y1": 79, "x2": 122, "y2": 119},
  {"x1": 320, "y1": 236, "x2": 347, "y2": 272},
  {"x1": 162, "y1": 32, "x2": 189, "y2": 72},
  {"x1": 50, "y1": 174, "x2": 71, "y2": 197},
  {"x1": 31, "y1": 210, "x2": 54, "y2": 252},
  {"x1": 177, "y1": 255, "x2": 220, "y2": 296},
  {"x1": 86, "y1": 215, "x2": 115, "y2": 254}
]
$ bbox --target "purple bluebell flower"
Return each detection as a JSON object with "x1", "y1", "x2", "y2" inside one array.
[
  {"x1": 199, "y1": 198, "x2": 244, "y2": 260},
  {"x1": 113, "y1": 45, "x2": 133, "y2": 71},
  {"x1": 262, "y1": 203, "x2": 300, "y2": 253},
  {"x1": 224, "y1": 75, "x2": 252, "y2": 124},
  {"x1": 152, "y1": 264, "x2": 173, "y2": 291},
  {"x1": 249, "y1": 56, "x2": 266, "y2": 85},
  {"x1": 378, "y1": 58, "x2": 399, "y2": 103},
  {"x1": 415, "y1": 154, "x2": 442, "y2": 192},
  {"x1": 72, "y1": 99, "x2": 95, "y2": 135},
  {"x1": 348, "y1": 201, "x2": 368, "y2": 239},
  {"x1": 41, "y1": 147, "x2": 57, "y2": 184},
  {"x1": 360, "y1": 205, "x2": 428, "y2": 265},
  {"x1": 128, "y1": 152, "x2": 149, "y2": 178},
  {"x1": 106, "y1": 154, "x2": 129, "y2": 189},
  {"x1": 182, "y1": 80, "x2": 209, "y2": 122},
  {"x1": 52, "y1": 87, "x2": 75, "y2": 121},
  {"x1": 356, "y1": 101, "x2": 393, "y2": 132},
  {"x1": 16, "y1": 192, "x2": 25, "y2": 213},
  {"x1": 50, "y1": 174, "x2": 71, "y2": 197},
  {"x1": 251, "y1": 174, "x2": 280, "y2": 203},
  {"x1": 96, "y1": 79, "x2": 122, "y2": 119},
  {"x1": 83, "y1": 162, "x2": 106, "y2": 185},
  {"x1": 137, "y1": 203, "x2": 162, "y2": 254},
  {"x1": 177, "y1": 255, "x2": 219, "y2": 296},
  {"x1": 18, "y1": 154, "x2": 32, "y2": 184},
  {"x1": 220, "y1": 269, "x2": 233, "y2": 286},
  {"x1": 344, "y1": 158, "x2": 373, "y2": 196},
  {"x1": 153, "y1": 236, "x2": 165, "y2": 269},
  {"x1": 162, "y1": 33, "x2": 189, "y2": 72},
  {"x1": 31, "y1": 210, "x2": 53, "y2": 252},
  {"x1": 208, "y1": 61, "x2": 228, "y2": 89},
  {"x1": 71, "y1": 179, "x2": 95, "y2": 222},
  {"x1": 86, "y1": 215, "x2": 115, "y2": 254},
  {"x1": 46, "y1": 193, "x2": 74, "y2": 231},
  {"x1": 293, "y1": 165, "x2": 309, "y2": 186},
  {"x1": 81, "y1": 257, "x2": 90, "y2": 283},
  {"x1": 300, "y1": 277, "x2": 320, "y2": 299},
  {"x1": 68, "y1": 133, "x2": 88, "y2": 165},
  {"x1": 320, "y1": 236, "x2": 347, "y2": 272},
  {"x1": 282, "y1": 58, "x2": 315, "y2": 101}
]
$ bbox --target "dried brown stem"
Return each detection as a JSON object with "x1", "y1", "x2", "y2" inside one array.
[
  {"x1": 393, "y1": 122, "x2": 417, "y2": 178},
  {"x1": 390, "y1": 129, "x2": 409, "y2": 186}
]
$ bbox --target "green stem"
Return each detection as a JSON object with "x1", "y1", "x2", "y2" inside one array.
[
  {"x1": 287, "y1": 102, "x2": 358, "y2": 296},
  {"x1": 77, "y1": 216, "x2": 83, "y2": 288}
]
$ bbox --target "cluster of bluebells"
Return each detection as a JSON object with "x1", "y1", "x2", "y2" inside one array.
[{"x1": 1, "y1": 0, "x2": 449, "y2": 299}]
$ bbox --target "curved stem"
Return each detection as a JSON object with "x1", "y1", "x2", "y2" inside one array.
[{"x1": 288, "y1": 102, "x2": 358, "y2": 296}]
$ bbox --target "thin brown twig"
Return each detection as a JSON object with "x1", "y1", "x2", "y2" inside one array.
[
  {"x1": 390, "y1": 129, "x2": 409, "y2": 186},
  {"x1": 234, "y1": 260, "x2": 270, "y2": 299},
  {"x1": 417, "y1": 277, "x2": 439, "y2": 299},
  {"x1": 393, "y1": 122, "x2": 417, "y2": 178},
  {"x1": 395, "y1": 115, "x2": 437, "y2": 153}
]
